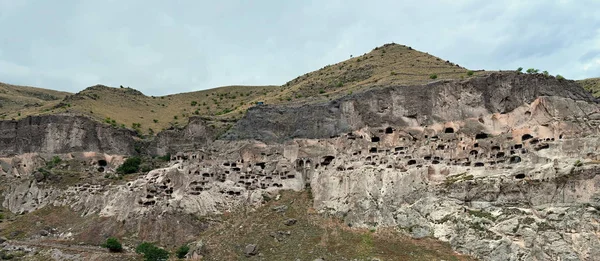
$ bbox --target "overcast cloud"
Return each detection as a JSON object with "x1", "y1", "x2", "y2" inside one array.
[{"x1": 0, "y1": 0, "x2": 598, "y2": 95}]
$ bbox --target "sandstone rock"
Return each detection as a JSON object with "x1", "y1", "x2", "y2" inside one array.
[
  {"x1": 284, "y1": 218, "x2": 297, "y2": 226},
  {"x1": 1, "y1": 73, "x2": 600, "y2": 261},
  {"x1": 272, "y1": 205, "x2": 288, "y2": 213},
  {"x1": 244, "y1": 244, "x2": 258, "y2": 256}
]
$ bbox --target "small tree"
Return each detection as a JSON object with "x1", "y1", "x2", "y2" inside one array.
[
  {"x1": 517, "y1": 67, "x2": 523, "y2": 72},
  {"x1": 176, "y1": 244, "x2": 190, "y2": 258},
  {"x1": 543, "y1": 70, "x2": 549, "y2": 76},
  {"x1": 136, "y1": 242, "x2": 170, "y2": 261},
  {"x1": 117, "y1": 157, "x2": 142, "y2": 174},
  {"x1": 102, "y1": 237, "x2": 123, "y2": 252},
  {"x1": 556, "y1": 74, "x2": 565, "y2": 80},
  {"x1": 190, "y1": 101, "x2": 197, "y2": 106},
  {"x1": 526, "y1": 68, "x2": 539, "y2": 74},
  {"x1": 467, "y1": 70, "x2": 474, "y2": 76}
]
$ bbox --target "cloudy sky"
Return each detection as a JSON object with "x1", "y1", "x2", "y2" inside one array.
[{"x1": 0, "y1": 0, "x2": 598, "y2": 95}]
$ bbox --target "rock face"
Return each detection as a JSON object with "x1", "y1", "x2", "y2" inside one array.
[
  {"x1": 145, "y1": 116, "x2": 217, "y2": 156},
  {"x1": 224, "y1": 72, "x2": 594, "y2": 142},
  {"x1": 2, "y1": 72, "x2": 600, "y2": 261},
  {"x1": 0, "y1": 114, "x2": 137, "y2": 156}
]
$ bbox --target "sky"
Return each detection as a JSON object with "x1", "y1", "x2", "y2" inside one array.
[{"x1": 0, "y1": 0, "x2": 599, "y2": 96}]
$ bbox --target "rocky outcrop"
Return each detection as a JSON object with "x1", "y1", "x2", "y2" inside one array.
[
  {"x1": 223, "y1": 72, "x2": 595, "y2": 142},
  {"x1": 0, "y1": 114, "x2": 136, "y2": 156},
  {"x1": 2, "y1": 72, "x2": 600, "y2": 260},
  {"x1": 145, "y1": 116, "x2": 216, "y2": 156}
]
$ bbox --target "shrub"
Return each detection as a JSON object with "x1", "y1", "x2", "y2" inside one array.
[
  {"x1": 390, "y1": 71, "x2": 396, "y2": 75},
  {"x1": 526, "y1": 68, "x2": 539, "y2": 74},
  {"x1": 157, "y1": 154, "x2": 171, "y2": 162},
  {"x1": 153, "y1": 119, "x2": 158, "y2": 123},
  {"x1": 556, "y1": 74, "x2": 565, "y2": 80},
  {"x1": 336, "y1": 82, "x2": 343, "y2": 87},
  {"x1": 46, "y1": 156, "x2": 62, "y2": 168},
  {"x1": 467, "y1": 70, "x2": 474, "y2": 76},
  {"x1": 429, "y1": 74, "x2": 438, "y2": 79},
  {"x1": 102, "y1": 237, "x2": 123, "y2": 252},
  {"x1": 117, "y1": 157, "x2": 142, "y2": 174},
  {"x1": 517, "y1": 67, "x2": 523, "y2": 72},
  {"x1": 176, "y1": 244, "x2": 190, "y2": 258},
  {"x1": 543, "y1": 70, "x2": 549, "y2": 76},
  {"x1": 136, "y1": 242, "x2": 170, "y2": 261},
  {"x1": 190, "y1": 101, "x2": 197, "y2": 106},
  {"x1": 0, "y1": 213, "x2": 4, "y2": 219},
  {"x1": 173, "y1": 115, "x2": 178, "y2": 120},
  {"x1": 319, "y1": 89, "x2": 325, "y2": 94}
]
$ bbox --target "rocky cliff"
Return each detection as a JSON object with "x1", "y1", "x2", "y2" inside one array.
[
  {"x1": 224, "y1": 72, "x2": 595, "y2": 142},
  {"x1": 2, "y1": 72, "x2": 600, "y2": 260},
  {"x1": 0, "y1": 114, "x2": 137, "y2": 156}
]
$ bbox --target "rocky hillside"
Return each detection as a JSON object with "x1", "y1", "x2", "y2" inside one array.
[
  {"x1": 0, "y1": 82, "x2": 69, "y2": 120},
  {"x1": 1, "y1": 44, "x2": 600, "y2": 261},
  {"x1": 0, "y1": 43, "x2": 480, "y2": 135},
  {"x1": 578, "y1": 77, "x2": 600, "y2": 97}
]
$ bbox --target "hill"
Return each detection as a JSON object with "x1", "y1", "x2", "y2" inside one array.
[
  {"x1": 0, "y1": 82, "x2": 70, "y2": 120},
  {"x1": 0, "y1": 43, "x2": 482, "y2": 134},
  {"x1": 263, "y1": 43, "x2": 477, "y2": 105},
  {"x1": 577, "y1": 77, "x2": 600, "y2": 97}
]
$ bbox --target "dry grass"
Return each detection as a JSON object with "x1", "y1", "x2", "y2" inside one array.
[
  {"x1": 1, "y1": 43, "x2": 483, "y2": 135},
  {"x1": 577, "y1": 77, "x2": 600, "y2": 97},
  {"x1": 266, "y1": 43, "x2": 477, "y2": 105},
  {"x1": 198, "y1": 190, "x2": 476, "y2": 261},
  {"x1": 0, "y1": 82, "x2": 69, "y2": 120}
]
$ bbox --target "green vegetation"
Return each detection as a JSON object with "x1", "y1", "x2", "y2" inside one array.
[
  {"x1": 175, "y1": 244, "x2": 190, "y2": 258},
  {"x1": 429, "y1": 74, "x2": 438, "y2": 79},
  {"x1": 116, "y1": 157, "x2": 142, "y2": 174},
  {"x1": 543, "y1": 70, "x2": 549, "y2": 76},
  {"x1": 190, "y1": 101, "x2": 197, "y2": 106},
  {"x1": 574, "y1": 160, "x2": 583, "y2": 167},
  {"x1": 102, "y1": 237, "x2": 123, "y2": 252},
  {"x1": 468, "y1": 209, "x2": 497, "y2": 222},
  {"x1": 136, "y1": 242, "x2": 170, "y2": 261},
  {"x1": 444, "y1": 172, "x2": 474, "y2": 186},
  {"x1": 46, "y1": 156, "x2": 62, "y2": 169},
  {"x1": 467, "y1": 70, "x2": 474, "y2": 76},
  {"x1": 516, "y1": 67, "x2": 523, "y2": 72},
  {"x1": 557, "y1": 74, "x2": 565, "y2": 80},
  {"x1": 526, "y1": 68, "x2": 539, "y2": 74},
  {"x1": 157, "y1": 153, "x2": 171, "y2": 162}
]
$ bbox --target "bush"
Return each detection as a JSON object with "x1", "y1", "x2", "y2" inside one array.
[
  {"x1": 190, "y1": 101, "x2": 197, "y2": 106},
  {"x1": 556, "y1": 74, "x2": 565, "y2": 80},
  {"x1": 319, "y1": 89, "x2": 325, "y2": 94},
  {"x1": 543, "y1": 70, "x2": 549, "y2": 76},
  {"x1": 526, "y1": 68, "x2": 539, "y2": 74},
  {"x1": 176, "y1": 244, "x2": 190, "y2": 258},
  {"x1": 467, "y1": 70, "x2": 474, "y2": 76},
  {"x1": 517, "y1": 67, "x2": 523, "y2": 72},
  {"x1": 336, "y1": 82, "x2": 343, "y2": 87},
  {"x1": 46, "y1": 156, "x2": 62, "y2": 168},
  {"x1": 102, "y1": 237, "x2": 123, "y2": 252},
  {"x1": 429, "y1": 74, "x2": 438, "y2": 79},
  {"x1": 117, "y1": 157, "x2": 142, "y2": 174},
  {"x1": 153, "y1": 119, "x2": 158, "y2": 123},
  {"x1": 136, "y1": 242, "x2": 170, "y2": 261},
  {"x1": 157, "y1": 153, "x2": 171, "y2": 162}
]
